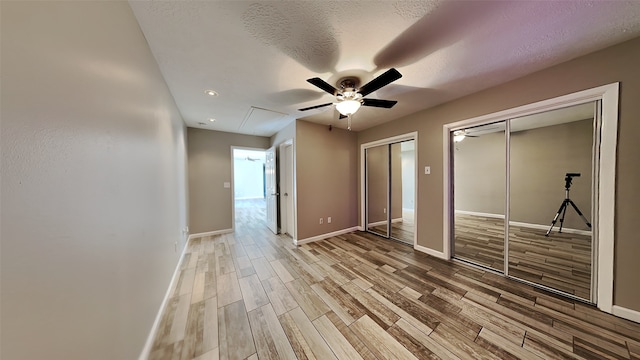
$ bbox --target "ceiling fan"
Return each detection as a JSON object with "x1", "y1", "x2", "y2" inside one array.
[{"x1": 298, "y1": 68, "x2": 402, "y2": 130}]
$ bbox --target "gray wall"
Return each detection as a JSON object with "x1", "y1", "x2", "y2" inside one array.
[
  {"x1": 358, "y1": 36, "x2": 640, "y2": 311},
  {"x1": 295, "y1": 120, "x2": 359, "y2": 240},
  {"x1": 1, "y1": 2, "x2": 188, "y2": 359},
  {"x1": 187, "y1": 128, "x2": 270, "y2": 234}
]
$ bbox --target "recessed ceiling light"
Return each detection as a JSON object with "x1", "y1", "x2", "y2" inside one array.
[
  {"x1": 205, "y1": 90, "x2": 218, "y2": 96},
  {"x1": 208, "y1": 118, "x2": 216, "y2": 122}
]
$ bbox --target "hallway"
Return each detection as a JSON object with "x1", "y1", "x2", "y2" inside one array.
[{"x1": 148, "y1": 204, "x2": 640, "y2": 359}]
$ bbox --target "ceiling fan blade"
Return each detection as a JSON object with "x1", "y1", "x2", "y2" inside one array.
[
  {"x1": 358, "y1": 68, "x2": 402, "y2": 96},
  {"x1": 299, "y1": 102, "x2": 333, "y2": 111},
  {"x1": 339, "y1": 113, "x2": 347, "y2": 119},
  {"x1": 362, "y1": 98, "x2": 398, "y2": 108},
  {"x1": 307, "y1": 77, "x2": 338, "y2": 95}
]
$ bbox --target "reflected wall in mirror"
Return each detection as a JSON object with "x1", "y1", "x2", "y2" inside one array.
[
  {"x1": 390, "y1": 141, "x2": 415, "y2": 244},
  {"x1": 366, "y1": 144, "x2": 389, "y2": 238},
  {"x1": 453, "y1": 122, "x2": 506, "y2": 272},
  {"x1": 508, "y1": 102, "x2": 596, "y2": 301}
]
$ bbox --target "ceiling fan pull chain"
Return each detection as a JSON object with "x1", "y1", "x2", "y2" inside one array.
[{"x1": 347, "y1": 114, "x2": 352, "y2": 131}]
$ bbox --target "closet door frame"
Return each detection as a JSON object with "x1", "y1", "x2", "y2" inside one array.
[
  {"x1": 443, "y1": 83, "x2": 619, "y2": 313},
  {"x1": 361, "y1": 132, "x2": 418, "y2": 247}
]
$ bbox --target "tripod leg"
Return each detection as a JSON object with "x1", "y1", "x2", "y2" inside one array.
[
  {"x1": 558, "y1": 200, "x2": 569, "y2": 233},
  {"x1": 568, "y1": 200, "x2": 592, "y2": 228},
  {"x1": 546, "y1": 201, "x2": 568, "y2": 236}
]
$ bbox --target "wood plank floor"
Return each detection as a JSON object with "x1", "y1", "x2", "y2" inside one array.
[
  {"x1": 370, "y1": 221, "x2": 414, "y2": 245},
  {"x1": 149, "y1": 201, "x2": 640, "y2": 359},
  {"x1": 454, "y1": 213, "x2": 592, "y2": 300}
]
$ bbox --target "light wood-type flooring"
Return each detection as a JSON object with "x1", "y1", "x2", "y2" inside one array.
[
  {"x1": 149, "y1": 202, "x2": 640, "y2": 359},
  {"x1": 454, "y1": 213, "x2": 592, "y2": 300},
  {"x1": 370, "y1": 221, "x2": 415, "y2": 245}
]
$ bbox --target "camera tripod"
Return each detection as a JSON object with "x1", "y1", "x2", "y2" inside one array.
[{"x1": 545, "y1": 173, "x2": 592, "y2": 237}]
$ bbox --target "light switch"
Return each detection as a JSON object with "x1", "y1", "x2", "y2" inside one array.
[
  {"x1": 424, "y1": 166, "x2": 431, "y2": 175},
  {"x1": 223, "y1": 182, "x2": 231, "y2": 188}
]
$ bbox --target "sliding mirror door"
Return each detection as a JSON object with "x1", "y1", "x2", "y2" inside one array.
[
  {"x1": 365, "y1": 140, "x2": 416, "y2": 244},
  {"x1": 366, "y1": 144, "x2": 389, "y2": 238},
  {"x1": 453, "y1": 122, "x2": 506, "y2": 272},
  {"x1": 508, "y1": 102, "x2": 597, "y2": 301},
  {"x1": 390, "y1": 141, "x2": 415, "y2": 244}
]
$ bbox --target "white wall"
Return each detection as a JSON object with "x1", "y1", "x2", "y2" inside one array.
[
  {"x1": 234, "y1": 157, "x2": 265, "y2": 199},
  {"x1": 1, "y1": 2, "x2": 187, "y2": 359}
]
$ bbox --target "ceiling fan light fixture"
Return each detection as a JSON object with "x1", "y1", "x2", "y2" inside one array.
[
  {"x1": 453, "y1": 130, "x2": 466, "y2": 142},
  {"x1": 336, "y1": 99, "x2": 362, "y2": 116}
]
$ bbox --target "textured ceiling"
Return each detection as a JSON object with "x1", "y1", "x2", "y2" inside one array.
[{"x1": 129, "y1": 1, "x2": 640, "y2": 136}]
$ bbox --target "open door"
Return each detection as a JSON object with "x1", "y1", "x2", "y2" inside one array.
[{"x1": 265, "y1": 146, "x2": 278, "y2": 234}]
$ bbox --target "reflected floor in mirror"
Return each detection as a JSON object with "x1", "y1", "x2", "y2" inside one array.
[
  {"x1": 148, "y1": 206, "x2": 639, "y2": 360},
  {"x1": 454, "y1": 213, "x2": 591, "y2": 300},
  {"x1": 371, "y1": 221, "x2": 415, "y2": 245}
]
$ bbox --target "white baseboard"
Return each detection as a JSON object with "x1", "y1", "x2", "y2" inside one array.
[
  {"x1": 294, "y1": 226, "x2": 360, "y2": 245},
  {"x1": 367, "y1": 218, "x2": 404, "y2": 228},
  {"x1": 188, "y1": 228, "x2": 233, "y2": 240},
  {"x1": 139, "y1": 237, "x2": 192, "y2": 360},
  {"x1": 613, "y1": 305, "x2": 640, "y2": 324},
  {"x1": 414, "y1": 244, "x2": 448, "y2": 260},
  {"x1": 455, "y1": 210, "x2": 591, "y2": 236},
  {"x1": 455, "y1": 210, "x2": 504, "y2": 219}
]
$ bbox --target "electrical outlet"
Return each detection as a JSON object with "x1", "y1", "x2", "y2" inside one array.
[
  {"x1": 383, "y1": 208, "x2": 386, "y2": 214},
  {"x1": 327, "y1": 217, "x2": 332, "y2": 224},
  {"x1": 319, "y1": 218, "x2": 323, "y2": 224}
]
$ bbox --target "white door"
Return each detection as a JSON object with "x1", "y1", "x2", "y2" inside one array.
[
  {"x1": 265, "y1": 146, "x2": 278, "y2": 234},
  {"x1": 284, "y1": 144, "x2": 294, "y2": 236}
]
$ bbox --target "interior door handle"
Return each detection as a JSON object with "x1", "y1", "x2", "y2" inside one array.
[
  {"x1": 284, "y1": 193, "x2": 289, "y2": 196},
  {"x1": 271, "y1": 193, "x2": 279, "y2": 196}
]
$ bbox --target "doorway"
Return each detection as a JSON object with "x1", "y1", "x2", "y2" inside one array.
[
  {"x1": 232, "y1": 147, "x2": 267, "y2": 228},
  {"x1": 362, "y1": 133, "x2": 417, "y2": 246},
  {"x1": 279, "y1": 140, "x2": 295, "y2": 238}
]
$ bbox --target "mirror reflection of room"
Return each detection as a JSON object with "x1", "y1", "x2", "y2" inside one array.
[
  {"x1": 452, "y1": 101, "x2": 597, "y2": 302},
  {"x1": 508, "y1": 102, "x2": 595, "y2": 300},
  {"x1": 453, "y1": 122, "x2": 506, "y2": 272}
]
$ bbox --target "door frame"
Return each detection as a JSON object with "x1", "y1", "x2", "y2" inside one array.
[
  {"x1": 230, "y1": 146, "x2": 268, "y2": 232},
  {"x1": 360, "y1": 132, "x2": 418, "y2": 246},
  {"x1": 442, "y1": 83, "x2": 619, "y2": 313},
  {"x1": 279, "y1": 139, "x2": 296, "y2": 239}
]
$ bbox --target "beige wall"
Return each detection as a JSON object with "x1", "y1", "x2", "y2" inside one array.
[
  {"x1": 366, "y1": 144, "x2": 389, "y2": 224},
  {"x1": 1, "y1": 2, "x2": 188, "y2": 359},
  {"x1": 454, "y1": 130, "x2": 506, "y2": 215},
  {"x1": 511, "y1": 119, "x2": 593, "y2": 228},
  {"x1": 187, "y1": 128, "x2": 270, "y2": 234},
  {"x1": 295, "y1": 120, "x2": 358, "y2": 240},
  {"x1": 358, "y1": 36, "x2": 640, "y2": 311},
  {"x1": 391, "y1": 143, "x2": 403, "y2": 220}
]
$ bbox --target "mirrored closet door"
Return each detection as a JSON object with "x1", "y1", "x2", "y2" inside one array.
[
  {"x1": 365, "y1": 140, "x2": 415, "y2": 245},
  {"x1": 452, "y1": 122, "x2": 506, "y2": 272},
  {"x1": 508, "y1": 102, "x2": 597, "y2": 300},
  {"x1": 451, "y1": 101, "x2": 599, "y2": 302}
]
